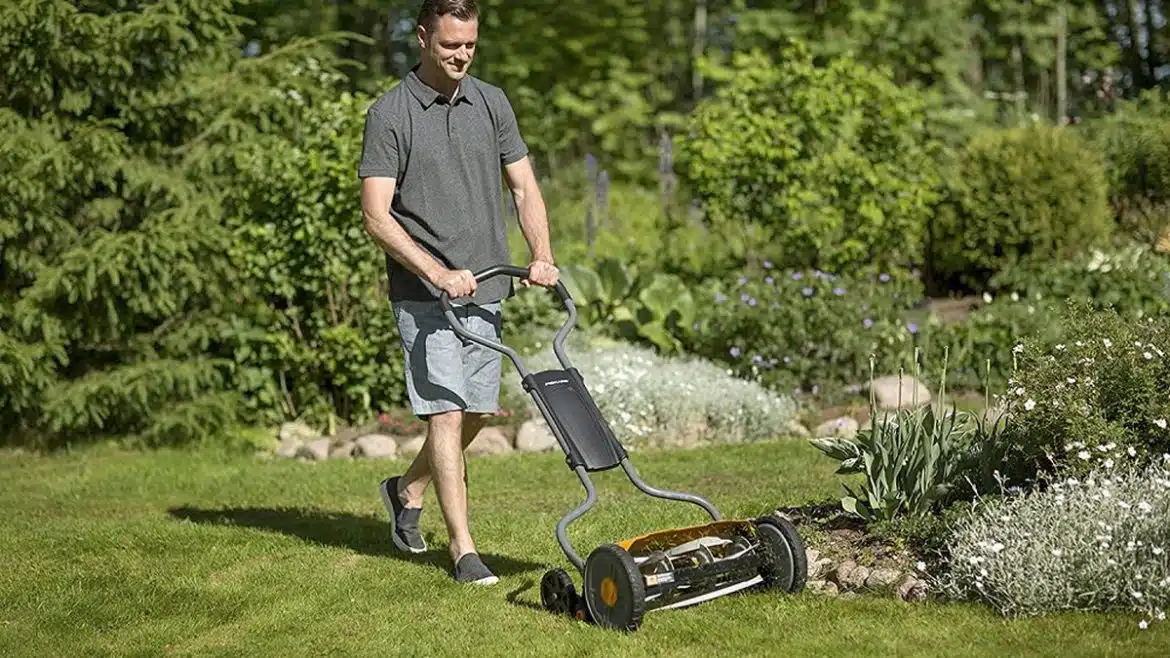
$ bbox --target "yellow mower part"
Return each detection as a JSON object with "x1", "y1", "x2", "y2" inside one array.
[{"x1": 616, "y1": 520, "x2": 758, "y2": 555}]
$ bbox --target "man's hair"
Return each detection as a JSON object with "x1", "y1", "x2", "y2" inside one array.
[{"x1": 417, "y1": 0, "x2": 479, "y2": 31}]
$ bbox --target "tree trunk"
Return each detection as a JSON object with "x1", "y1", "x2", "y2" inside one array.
[
  {"x1": 692, "y1": 0, "x2": 708, "y2": 102},
  {"x1": 1057, "y1": 3, "x2": 1067, "y2": 122}
]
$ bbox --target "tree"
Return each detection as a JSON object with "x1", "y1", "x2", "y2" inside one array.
[{"x1": 0, "y1": 0, "x2": 345, "y2": 448}]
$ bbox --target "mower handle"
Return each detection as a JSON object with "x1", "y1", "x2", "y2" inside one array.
[{"x1": 437, "y1": 264, "x2": 577, "y2": 378}]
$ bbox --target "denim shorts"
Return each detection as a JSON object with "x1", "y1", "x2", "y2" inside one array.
[{"x1": 391, "y1": 299, "x2": 504, "y2": 417}]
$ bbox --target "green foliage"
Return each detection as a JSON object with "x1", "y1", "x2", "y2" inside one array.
[
  {"x1": 220, "y1": 91, "x2": 408, "y2": 428},
  {"x1": 998, "y1": 303, "x2": 1170, "y2": 482},
  {"x1": 989, "y1": 240, "x2": 1170, "y2": 319},
  {"x1": 0, "y1": 0, "x2": 350, "y2": 448},
  {"x1": 675, "y1": 41, "x2": 943, "y2": 273},
  {"x1": 927, "y1": 121, "x2": 1114, "y2": 293},
  {"x1": 916, "y1": 295, "x2": 1067, "y2": 393},
  {"x1": 558, "y1": 258, "x2": 695, "y2": 354},
  {"x1": 810, "y1": 358, "x2": 1012, "y2": 522},
  {"x1": 683, "y1": 264, "x2": 923, "y2": 398}
]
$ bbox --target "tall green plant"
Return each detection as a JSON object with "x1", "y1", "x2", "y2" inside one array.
[
  {"x1": 0, "y1": 1, "x2": 347, "y2": 448},
  {"x1": 811, "y1": 353, "x2": 1010, "y2": 521}
]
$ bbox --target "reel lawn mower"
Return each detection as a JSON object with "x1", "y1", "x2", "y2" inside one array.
[{"x1": 439, "y1": 265, "x2": 808, "y2": 633}]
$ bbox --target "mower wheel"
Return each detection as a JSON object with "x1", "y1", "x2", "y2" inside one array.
[
  {"x1": 540, "y1": 568, "x2": 581, "y2": 618},
  {"x1": 583, "y1": 544, "x2": 646, "y2": 632},
  {"x1": 754, "y1": 513, "x2": 808, "y2": 594}
]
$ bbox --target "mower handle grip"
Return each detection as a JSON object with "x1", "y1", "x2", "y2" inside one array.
[{"x1": 437, "y1": 264, "x2": 577, "y2": 378}]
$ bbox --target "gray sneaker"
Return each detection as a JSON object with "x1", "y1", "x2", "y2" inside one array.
[
  {"x1": 454, "y1": 553, "x2": 499, "y2": 586},
  {"x1": 379, "y1": 476, "x2": 426, "y2": 554}
]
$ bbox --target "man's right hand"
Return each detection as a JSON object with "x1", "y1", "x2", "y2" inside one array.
[{"x1": 434, "y1": 268, "x2": 477, "y2": 299}]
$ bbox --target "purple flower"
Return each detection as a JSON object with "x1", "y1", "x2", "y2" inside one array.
[
  {"x1": 765, "y1": 276, "x2": 774, "y2": 285},
  {"x1": 714, "y1": 292, "x2": 726, "y2": 303},
  {"x1": 730, "y1": 346, "x2": 742, "y2": 358},
  {"x1": 833, "y1": 287, "x2": 846, "y2": 296},
  {"x1": 740, "y1": 293, "x2": 750, "y2": 302},
  {"x1": 752, "y1": 354, "x2": 764, "y2": 364},
  {"x1": 763, "y1": 260, "x2": 773, "y2": 269},
  {"x1": 907, "y1": 322, "x2": 919, "y2": 335},
  {"x1": 863, "y1": 318, "x2": 873, "y2": 329},
  {"x1": 792, "y1": 272, "x2": 803, "y2": 280},
  {"x1": 783, "y1": 356, "x2": 792, "y2": 364},
  {"x1": 879, "y1": 272, "x2": 890, "y2": 283},
  {"x1": 748, "y1": 297, "x2": 757, "y2": 307},
  {"x1": 802, "y1": 287, "x2": 814, "y2": 297},
  {"x1": 737, "y1": 276, "x2": 748, "y2": 286}
]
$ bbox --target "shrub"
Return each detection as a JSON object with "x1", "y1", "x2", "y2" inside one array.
[
  {"x1": 940, "y1": 462, "x2": 1170, "y2": 628},
  {"x1": 988, "y1": 239, "x2": 1170, "y2": 320},
  {"x1": 514, "y1": 340, "x2": 804, "y2": 447},
  {"x1": 811, "y1": 358, "x2": 1012, "y2": 522},
  {"x1": 999, "y1": 303, "x2": 1170, "y2": 483},
  {"x1": 915, "y1": 293, "x2": 1067, "y2": 394},
  {"x1": 674, "y1": 41, "x2": 943, "y2": 274},
  {"x1": 682, "y1": 264, "x2": 923, "y2": 400},
  {"x1": 222, "y1": 91, "x2": 407, "y2": 429},
  {"x1": 927, "y1": 121, "x2": 1114, "y2": 294}
]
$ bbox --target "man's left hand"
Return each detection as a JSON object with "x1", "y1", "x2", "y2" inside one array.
[{"x1": 523, "y1": 259, "x2": 559, "y2": 287}]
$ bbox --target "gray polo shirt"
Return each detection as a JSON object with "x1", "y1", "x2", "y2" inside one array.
[{"x1": 358, "y1": 66, "x2": 528, "y2": 305}]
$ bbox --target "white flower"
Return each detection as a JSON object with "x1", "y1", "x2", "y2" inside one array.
[
  {"x1": 1055, "y1": 344, "x2": 1066, "y2": 351},
  {"x1": 1052, "y1": 549, "x2": 1063, "y2": 557},
  {"x1": 1025, "y1": 399, "x2": 1036, "y2": 411},
  {"x1": 1013, "y1": 343, "x2": 1024, "y2": 354},
  {"x1": 1079, "y1": 451, "x2": 1091, "y2": 460},
  {"x1": 1103, "y1": 339, "x2": 1112, "y2": 348},
  {"x1": 916, "y1": 561, "x2": 926, "y2": 571},
  {"x1": 1140, "y1": 620, "x2": 1149, "y2": 630},
  {"x1": 1156, "y1": 419, "x2": 1167, "y2": 429},
  {"x1": 1145, "y1": 352, "x2": 1154, "y2": 360},
  {"x1": 1129, "y1": 446, "x2": 1138, "y2": 457}
]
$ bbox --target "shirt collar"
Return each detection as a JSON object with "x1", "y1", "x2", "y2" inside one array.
[{"x1": 405, "y1": 65, "x2": 475, "y2": 108}]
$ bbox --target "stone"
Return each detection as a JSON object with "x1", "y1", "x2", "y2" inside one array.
[
  {"x1": 279, "y1": 420, "x2": 318, "y2": 443},
  {"x1": 865, "y1": 568, "x2": 902, "y2": 590},
  {"x1": 330, "y1": 441, "x2": 356, "y2": 459},
  {"x1": 897, "y1": 575, "x2": 928, "y2": 602},
  {"x1": 355, "y1": 434, "x2": 398, "y2": 459},
  {"x1": 807, "y1": 580, "x2": 838, "y2": 597},
  {"x1": 276, "y1": 437, "x2": 301, "y2": 458},
  {"x1": 810, "y1": 557, "x2": 835, "y2": 581},
  {"x1": 815, "y1": 416, "x2": 859, "y2": 440},
  {"x1": 832, "y1": 560, "x2": 857, "y2": 587},
  {"x1": 805, "y1": 549, "x2": 821, "y2": 568},
  {"x1": 842, "y1": 565, "x2": 870, "y2": 591},
  {"x1": 397, "y1": 436, "x2": 425, "y2": 461},
  {"x1": 298, "y1": 438, "x2": 331, "y2": 461},
  {"x1": 466, "y1": 426, "x2": 513, "y2": 457},
  {"x1": 516, "y1": 418, "x2": 558, "y2": 453},
  {"x1": 870, "y1": 375, "x2": 932, "y2": 409}
]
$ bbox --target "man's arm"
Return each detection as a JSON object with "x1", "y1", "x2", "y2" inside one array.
[
  {"x1": 361, "y1": 177, "x2": 475, "y2": 296},
  {"x1": 504, "y1": 156, "x2": 553, "y2": 265}
]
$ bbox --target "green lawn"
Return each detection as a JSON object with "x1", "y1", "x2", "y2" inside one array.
[{"x1": 2, "y1": 438, "x2": 1165, "y2": 657}]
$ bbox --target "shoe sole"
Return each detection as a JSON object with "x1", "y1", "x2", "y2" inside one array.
[
  {"x1": 462, "y1": 575, "x2": 499, "y2": 586},
  {"x1": 379, "y1": 478, "x2": 427, "y2": 554}
]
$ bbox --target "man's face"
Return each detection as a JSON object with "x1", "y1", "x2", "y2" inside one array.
[{"x1": 419, "y1": 15, "x2": 478, "y2": 83}]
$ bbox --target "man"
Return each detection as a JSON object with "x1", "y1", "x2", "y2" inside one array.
[{"x1": 357, "y1": 0, "x2": 558, "y2": 586}]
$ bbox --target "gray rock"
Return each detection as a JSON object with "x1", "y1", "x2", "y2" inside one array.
[
  {"x1": 805, "y1": 549, "x2": 821, "y2": 568},
  {"x1": 809, "y1": 557, "x2": 835, "y2": 581},
  {"x1": 279, "y1": 420, "x2": 318, "y2": 443},
  {"x1": 298, "y1": 438, "x2": 331, "y2": 461},
  {"x1": 466, "y1": 426, "x2": 513, "y2": 457},
  {"x1": 807, "y1": 580, "x2": 839, "y2": 597},
  {"x1": 276, "y1": 437, "x2": 301, "y2": 458},
  {"x1": 865, "y1": 568, "x2": 902, "y2": 590},
  {"x1": 897, "y1": 575, "x2": 928, "y2": 602},
  {"x1": 843, "y1": 565, "x2": 870, "y2": 591},
  {"x1": 832, "y1": 560, "x2": 857, "y2": 587},
  {"x1": 516, "y1": 418, "x2": 558, "y2": 452},
  {"x1": 330, "y1": 441, "x2": 355, "y2": 459},
  {"x1": 397, "y1": 436, "x2": 425, "y2": 461},
  {"x1": 355, "y1": 434, "x2": 398, "y2": 459},
  {"x1": 815, "y1": 416, "x2": 859, "y2": 439},
  {"x1": 870, "y1": 375, "x2": 932, "y2": 409}
]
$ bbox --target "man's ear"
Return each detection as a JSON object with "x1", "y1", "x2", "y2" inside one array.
[{"x1": 416, "y1": 24, "x2": 427, "y2": 49}]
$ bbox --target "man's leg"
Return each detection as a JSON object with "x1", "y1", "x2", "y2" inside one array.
[{"x1": 397, "y1": 411, "x2": 489, "y2": 508}]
